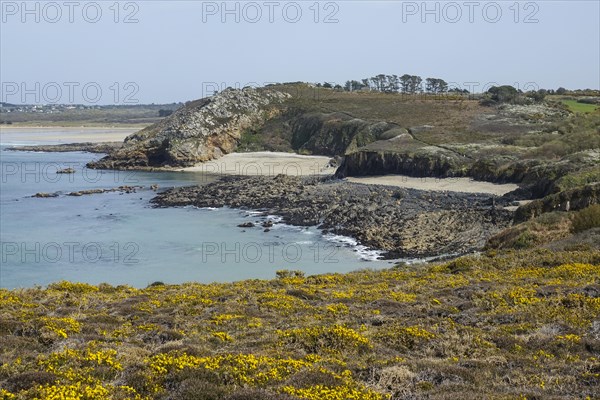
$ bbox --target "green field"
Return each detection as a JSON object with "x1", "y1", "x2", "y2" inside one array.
[{"x1": 560, "y1": 99, "x2": 599, "y2": 113}]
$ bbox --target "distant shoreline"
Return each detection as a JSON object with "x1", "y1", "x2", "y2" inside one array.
[
  {"x1": 0, "y1": 125, "x2": 144, "y2": 130},
  {"x1": 0, "y1": 126, "x2": 137, "y2": 145}
]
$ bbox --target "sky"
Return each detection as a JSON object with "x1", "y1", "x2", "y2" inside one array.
[{"x1": 1, "y1": 0, "x2": 599, "y2": 104}]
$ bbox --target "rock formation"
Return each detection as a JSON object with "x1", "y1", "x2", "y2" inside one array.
[{"x1": 88, "y1": 88, "x2": 290, "y2": 169}]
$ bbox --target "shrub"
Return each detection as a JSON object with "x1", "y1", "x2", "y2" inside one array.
[
  {"x1": 513, "y1": 231, "x2": 537, "y2": 249},
  {"x1": 119, "y1": 364, "x2": 156, "y2": 397},
  {"x1": 224, "y1": 388, "x2": 295, "y2": 400},
  {"x1": 571, "y1": 204, "x2": 600, "y2": 233},
  {"x1": 285, "y1": 369, "x2": 344, "y2": 388},
  {"x1": 374, "y1": 325, "x2": 435, "y2": 351},
  {"x1": 278, "y1": 325, "x2": 371, "y2": 354},
  {"x1": 167, "y1": 380, "x2": 229, "y2": 400},
  {"x1": 3, "y1": 371, "x2": 56, "y2": 392}
]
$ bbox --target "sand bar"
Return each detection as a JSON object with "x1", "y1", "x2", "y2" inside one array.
[{"x1": 0, "y1": 127, "x2": 137, "y2": 145}]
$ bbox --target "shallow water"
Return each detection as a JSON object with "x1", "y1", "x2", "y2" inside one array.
[{"x1": 0, "y1": 144, "x2": 393, "y2": 289}]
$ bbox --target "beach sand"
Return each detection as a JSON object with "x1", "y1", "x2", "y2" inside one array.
[
  {"x1": 346, "y1": 175, "x2": 519, "y2": 196},
  {"x1": 182, "y1": 152, "x2": 519, "y2": 196},
  {"x1": 180, "y1": 152, "x2": 336, "y2": 176},
  {"x1": 1, "y1": 129, "x2": 521, "y2": 197},
  {"x1": 0, "y1": 127, "x2": 137, "y2": 145}
]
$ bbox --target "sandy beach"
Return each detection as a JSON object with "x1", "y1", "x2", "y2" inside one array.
[
  {"x1": 180, "y1": 151, "x2": 336, "y2": 176},
  {"x1": 346, "y1": 175, "x2": 519, "y2": 196},
  {"x1": 182, "y1": 152, "x2": 519, "y2": 196},
  {"x1": 0, "y1": 127, "x2": 137, "y2": 145}
]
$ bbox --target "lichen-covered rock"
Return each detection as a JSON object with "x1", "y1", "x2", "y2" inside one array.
[
  {"x1": 514, "y1": 183, "x2": 600, "y2": 223},
  {"x1": 88, "y1": 88, "x2": 289, "y2": 169}
]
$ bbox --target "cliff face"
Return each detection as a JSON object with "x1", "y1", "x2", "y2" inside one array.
[
  {"x1": 514, "y1": 183, "x2": 600, "y2": 223},
  {"x1": 290, "y1": 112, "x2": 398, "y2": 156},
  {"x1": 335, "y1": 149, "x2": 468, "y2": 179},
  {"x1": 88, "y1": 88, "x2": 289, "y2": 169},
  {"x1": 335, "y1": 146, "x2": 588, "y2": 199}
]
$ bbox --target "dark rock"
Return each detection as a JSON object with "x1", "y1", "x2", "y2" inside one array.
[
  {"x1": 56, "y1": 167, "x2": 76, "y2": 174},
  {"x1": 32, "y1": 192, "x2": 59, "y2": 198},
  {"x1": 7, "y1": 142, "x2": 123, "y2": 154},
  {"x1": 151, "y1": 175, "x2": 512, "y2": 259}
]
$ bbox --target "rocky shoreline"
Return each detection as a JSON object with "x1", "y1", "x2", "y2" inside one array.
[
  {"x1": 152, "y1": 175, "x2": 514, "y2": 259},
  {"x1": 31, "y1": 185, "x2": 155, "y2": 198},
  {"x1": 7, "y1": 142, "x2": 123, "y2": 153}
]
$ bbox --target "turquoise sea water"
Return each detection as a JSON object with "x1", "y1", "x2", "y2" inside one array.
[{"x1": 0, "y1": 139, "x2": 392, "y2": 289}]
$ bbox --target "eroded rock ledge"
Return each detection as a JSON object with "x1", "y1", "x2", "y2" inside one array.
[
  {"x1": 151, "y1": 175, "x2": 513, "y2": 259},
  {"x1": 88, "y1": 88, "x2": 290, "y2": 170}
]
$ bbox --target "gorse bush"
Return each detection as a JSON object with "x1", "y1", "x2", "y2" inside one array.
[
  {"x1": 572, "y1": 204, "x2": 600, "y2": 233},
  {"x1": 0, "y1": 249, "x2": 599, "y2": 399}
]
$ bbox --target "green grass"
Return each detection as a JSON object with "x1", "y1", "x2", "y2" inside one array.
[{"x1": 560, "y1": 99, "x2": 599, "y2": 114}]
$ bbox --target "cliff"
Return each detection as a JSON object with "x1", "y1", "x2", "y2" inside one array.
[{"x1": 88, "y1": 88, "x2": 289, "y2": 169}]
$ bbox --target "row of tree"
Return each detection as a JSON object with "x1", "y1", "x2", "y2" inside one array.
[
  {"x1": 317, "y1": 74, "x2": 459, "y2": 94},
  {"x1": 315, "y1": 77, "x2": 592, "y2": 101}
]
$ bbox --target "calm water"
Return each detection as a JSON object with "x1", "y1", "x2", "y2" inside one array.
[{"x1": 0, "y1": 138, "x2": 392, "y2": 289}]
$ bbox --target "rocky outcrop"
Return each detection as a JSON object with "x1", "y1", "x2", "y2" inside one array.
[
  {"x1": 31, "y1": 186, "x2": 145, "y2": 198},
  {"x1": 336, "y1": 149, "x2": 469, "y2": 179},
  {"x1": 56, "y1": 168, "x2": 76, "y2": 174},
  {"x1": 336, "y1": 146, "x2": 591, "y2": 200},
  {"x1": 514, "y1": 183, "x2": 600, "y2": 223},
  {"x1": 88, "y1": 88, "x2": 290, "y2": 169},
  {"x1": 152, "y1": 175, "x2": 512, "y2": 258},
  {"x1": 290, "y1": 112, "x2": 398, "y2": 155}
]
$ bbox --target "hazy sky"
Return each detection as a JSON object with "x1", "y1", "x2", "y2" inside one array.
[{"x1": 1, "y1": 0, "x2": 599, "y2": 104}]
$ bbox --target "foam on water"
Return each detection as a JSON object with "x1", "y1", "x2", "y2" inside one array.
[
  {"x1": 0, "y1": 145, "x2": 400, "y2": 288},
  {"x1": 322, "y1": 233, "x2": 385, "y2": 261}
]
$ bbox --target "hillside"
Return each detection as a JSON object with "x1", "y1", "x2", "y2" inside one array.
[
  {"x1": 87, "y1": 84, "x2": 599, "y2": 201},
  {"x1": 1, "y1": 249, "x2": 599, "y2": 400}
]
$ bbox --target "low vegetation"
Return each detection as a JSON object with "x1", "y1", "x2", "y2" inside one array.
[
  {"x1": 572, "y1": 204, "x2": 600, "y2": 234},
  {"x1": 559, "y1": 99, "x2": 599, "y2": 114},
  {"x1": 1, "y1": 250, "x2": 599, "y2": 399},
  {"x1": 0, "y1": 104, "x2": 181, "y2": 127}
]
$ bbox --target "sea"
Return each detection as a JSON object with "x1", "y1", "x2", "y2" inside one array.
[{"x1": 0, "y1": 129, "x2": 394, "y2": 289}]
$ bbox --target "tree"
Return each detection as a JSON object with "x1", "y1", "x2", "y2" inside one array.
[
  {"x1": 345, "y1": 80, "x2": 366, "y2": 92},
  {"x1": 158, "y1": 109, "x2": 173, "y2": 117},
  {"x1": 437, "y1": 79, "x2": 448, "y2": 93},
  {"x1": 487, "y1": 85, "x2": 519, "y2": 103},
  {"x1": 384, "y1": 75, "x2": 400, "y2": 93},
  {"x1": 408, "y1": 75, "x2": 423, "y2": 93},
  {"x1": 425, "y1": 78, "x2": 436, "y2": 93},
  {"x1": 368, "y1": 74, "x2": 388, "y2": 92},
  {"x1": 528, "y1": 89, "x2": 547, "y2": 103},
  {"x1": 556, "y1": 87, "x2": 568, "y2": 95},
  {"x1": 400, "y1": 74, "x2": 412, "y2": 93}
]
